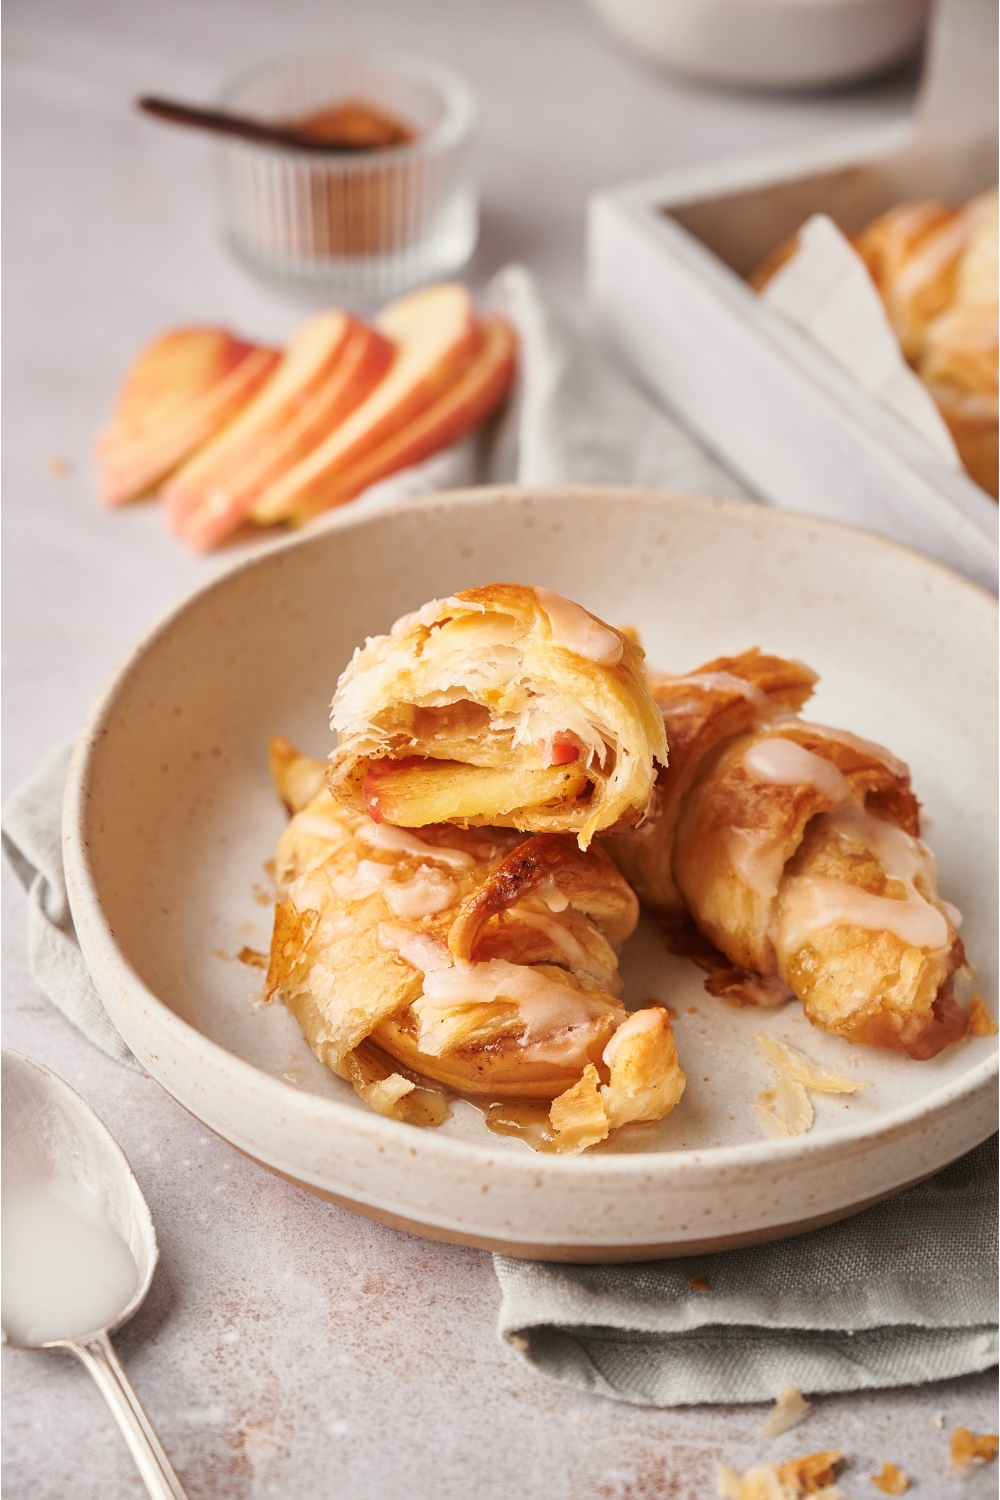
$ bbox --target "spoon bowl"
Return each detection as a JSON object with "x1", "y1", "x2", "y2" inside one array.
[{"x1": 2, "y1": 1050, "x2": 187, "y2": 1500}]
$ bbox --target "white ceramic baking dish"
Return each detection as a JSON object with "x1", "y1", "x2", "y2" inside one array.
[{"x1": 62, "y1": 486, "x2": 998, "y2": 1261}]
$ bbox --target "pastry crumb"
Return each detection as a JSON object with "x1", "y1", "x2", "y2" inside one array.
[
  {"x1": 46, "y1": 455, "x2": 70, "y2": 475},
  {"x1": 756, "y1": 1033, "x2": 866, "y2": 1093},
  {"x1": 950, "y1": 1425, "x2": 999, "y2": 1467},
  {"x1": 717, "y1": 1450, "x2": 843, "y2": 1498},
  {"x1": 688, "y1": 1274, "x2": 710, "y2": 1291},
  {"x1": 760, "y1": 1384, "x2": 811, "y2": 1438},
  {"x1": 753, "y1": 1073, "x2": 813, "y2": 1138},
  {"x1": 870, "y1": 1461, "x2": 908, "y2": 1493},
  {"x1": 967, "y1": 994, "x2": 998, "y2": 1036},
  {"x1": 687, "y1": 1006, "x2": 700, "y2": 1015},
  {"x1": 237, "y1": 946, "x2": 269, "y2": 970}
]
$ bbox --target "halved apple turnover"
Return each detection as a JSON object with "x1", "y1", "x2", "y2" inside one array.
[
  {"x1": 606, "y1": 651, "x2": 969, "y2": 1060},
  {"x1": 327, "y1": 584, "x2": 668, "y2": 849},
  {"x1": 264, "y1": 738, "x2": 684, "y2": 1152}
]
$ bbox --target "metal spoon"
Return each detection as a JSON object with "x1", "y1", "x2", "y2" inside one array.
[{"x1": 1, "y1": 1049, "x2": 188, "y2": 1500}]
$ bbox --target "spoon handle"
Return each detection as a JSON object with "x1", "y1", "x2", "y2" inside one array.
[
  {"x1": 136, "y1": 95, "x2": 369, "y2": 153},
  {"x1": 67, "y1": 1331, "x2": 189, "y2": 1500}
]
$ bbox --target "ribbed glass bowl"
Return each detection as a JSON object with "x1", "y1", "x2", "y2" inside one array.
[{"x1": 217, "y1": 52, "x2": 478, "y2": 300}]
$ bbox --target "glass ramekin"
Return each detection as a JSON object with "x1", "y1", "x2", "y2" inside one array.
[{"x1": 216, "y1": 52, "x2": 479, "y2": 300}]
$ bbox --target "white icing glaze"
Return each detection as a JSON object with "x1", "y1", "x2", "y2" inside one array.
[
  {"x1": 536, "y1": 876, "x2": 569, "y2": 912},
  {"x1": 383, "y1": 868, "x2": 458, "y2": 919},
  {"x1": 672, "y1": 671, "x2": 771, "y2": 709},
  {"x1": 1, "y1": 1177, "x2": 138, "y2": 1345},
  {"x1": 773, "y1": 717, "x2": 908, "y2": 779},
  {"x1": 359, "y1": 823, "x2": 476, "y2": 869},
  {"x1": 534, "y1": 588, "x2": 623, "y2": 666},
  {"x1": 823, "y1": 802, "x2": 926, "y2": 882},
  {"x1": 419, "y1": 958, "x2": 611, "y2": 1065},
  {"x1": 376, "y1": 924, "x2": 453, "y2": 973},
  {"x1": 777, "y1": 874, "x2": 949, "y2": 953},
  {"x1": 507, "y1": 909, "x2": 592, "y2": 971},
  {"x1": 289, "y1": 870, "x2": 331, "y2": 912},
  {"x1": 331, "y1": 859, "x2": 390, "y2": 902},
  {"x1": 602, "y1": 1007, "x2": 664, "y2": 1067},
  {"x1": 724, "y1": 826, "x2": 789, "y2": 903},
  {"x1": 743, "y1": 737, "x2": 850, "y2": 801}
]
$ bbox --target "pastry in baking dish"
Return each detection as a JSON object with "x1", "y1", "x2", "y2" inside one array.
[
  {"x1": 606, "y1": 651, "x2": 969, "y2": 1060},
  {"x1": 264, "y1": 737, "x2": 684, "y2": 1152},
  {"x1": 753, "y1": 188, "x2": 999, "y2": 498},
  {"x1": 327, "y1": 584, "x2": 668, "y2": 849}
]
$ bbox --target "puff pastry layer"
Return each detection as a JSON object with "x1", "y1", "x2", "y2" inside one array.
[
  {"x1": 327, "y1": 584, "x2": 668, "y2": 849},
  {"x1": 264, "y1": 738, "x2": 684, "y2": 1152},
  {"x1": 606, "y1": 652, "x2": 968, "y2": 1060}
]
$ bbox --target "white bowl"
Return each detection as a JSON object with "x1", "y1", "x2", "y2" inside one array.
[
  {"x1": 584, "y1": 0, "x2": 930, "y2": 89},
  {"x1": 63, "y1": 486, "x2": 998, "y2": 1261}
]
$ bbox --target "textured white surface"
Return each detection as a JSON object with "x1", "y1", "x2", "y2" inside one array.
[{"x1": 3, "y1": 1, "x2": 996, "y2": 1496}]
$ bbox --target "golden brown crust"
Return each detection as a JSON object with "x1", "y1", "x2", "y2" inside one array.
[
  {"x1": 264, "y1": 743, "x2": 684, "y2": 1144},
  {"x1": 448, "y1": 832, "x2": 639, "y2": 962},
  {"x1": 606, "y1": 653, "x2": 967, "y2": 1062},
  {"x1": 327, "y1": 583, "x2": 668, "y2": 848},
  {"x1": 604, "y1": 650, "x2": 817, "y2": 911},
  {"x1": 753, "y1": 190, "x2": 999, "y2": 498},
  {"x1": 854, "y1": 199, "x2": 969, "y2": 361},
  {"x1": 674, "y1": 721, "x2": 915, "y2": 974}
]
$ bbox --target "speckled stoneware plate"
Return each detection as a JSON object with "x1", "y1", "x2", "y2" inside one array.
[{"x1": 63, "y1": 486, "x2": 998, "y2": 1261}]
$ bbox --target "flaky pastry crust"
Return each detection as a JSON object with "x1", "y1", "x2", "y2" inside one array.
[
  {"x1": 605, "y1": 653, "x2": 969, "y2": 1060},
  {"x1": 327, "y1": 583, "x2": 668, "y2": 849},
  {"x1": 264, "y1": 738, "x2": 683, "y2": 1152}
]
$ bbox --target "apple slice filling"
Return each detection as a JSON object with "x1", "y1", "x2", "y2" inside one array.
[{"x1": 363, "y1": 757, "x2": 591, "y2": 827}]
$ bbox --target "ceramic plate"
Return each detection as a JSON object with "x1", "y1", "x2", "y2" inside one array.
[{"x1": 64, "y1": 486, "x2": 998, "y2": 1260}]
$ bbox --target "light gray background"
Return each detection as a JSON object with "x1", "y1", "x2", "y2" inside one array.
[{"x1": 3, "y1": 2, "x2": 996, "y2": 1496}]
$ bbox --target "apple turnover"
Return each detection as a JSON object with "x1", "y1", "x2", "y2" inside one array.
[
  {"x1": 606, "y1": 651, "x2": 969, "y2": 1060},
  {"x1": 264, "y1": 737, "x2": 684, "y2": 1152},
  {"x1": 327, "y1": 584, "x2": 668, "y2": 849}
]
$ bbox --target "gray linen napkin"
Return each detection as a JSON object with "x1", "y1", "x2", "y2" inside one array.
[
  {"x1": 2, "y1": 741, "x2": 140, "y2": 1070},
  {"x1": 496, "y1": 1136, "x2": 998, "y2": 1406},
  {"x1": 3, "y1": 266, "x2": 995, "y2": 1408}
]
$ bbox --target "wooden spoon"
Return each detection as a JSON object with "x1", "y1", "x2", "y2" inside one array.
[{"x1": 136, "y1": 94, "x2": 412, "y2": 154}]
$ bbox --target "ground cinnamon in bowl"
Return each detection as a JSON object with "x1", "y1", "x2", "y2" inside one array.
[{"x1": 218, "y1": 53, "x2": 478, "y2": 296}]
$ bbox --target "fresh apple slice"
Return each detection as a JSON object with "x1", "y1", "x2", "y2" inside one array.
[
  {"x1": 363, "y1": 757, "x2": 589, "y2": 827},
  {"x1": 163, "y1": 309, "x2": 353, "y2": 522},
  {"x1": 249, "y1": 282, "x2": 482, "y2": 526},
  {"x1": 95, "y1": 328, "x2": 280, "y2": 505},
  {"x1": 279, "y1": 315, "x2": 518, "y2": 527},
  {"x1": 166, "y1": 317, "x2": 395, "y2": 552}
]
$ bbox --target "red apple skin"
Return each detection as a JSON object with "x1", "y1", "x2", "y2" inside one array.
[
  {"x1": 285, "y1": 316, "x2": 517, "y2": 526},
  {"x1": 170, "y1": 321, "x2": 395, "y2": 553},
  {"x1": 362, "y1": 757, "x2": 425, "y2": 823},
  {"x1": 95, "y1": 329, "x2": 279, "y2": 505},
  {"x1": 249, "y1": 284, "x2": 485, "y2": 527},
  {"x1": 546, "y1": 740, "x2": 580, "y2": 766}
]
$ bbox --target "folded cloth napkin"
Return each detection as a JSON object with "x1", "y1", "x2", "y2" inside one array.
[
  {"x1": 496, "y1": 1136, "x2": 998, "y2": 1406},
  {"x1": 3, "y1": 266, "x2": 995, "y2": 1409}
]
